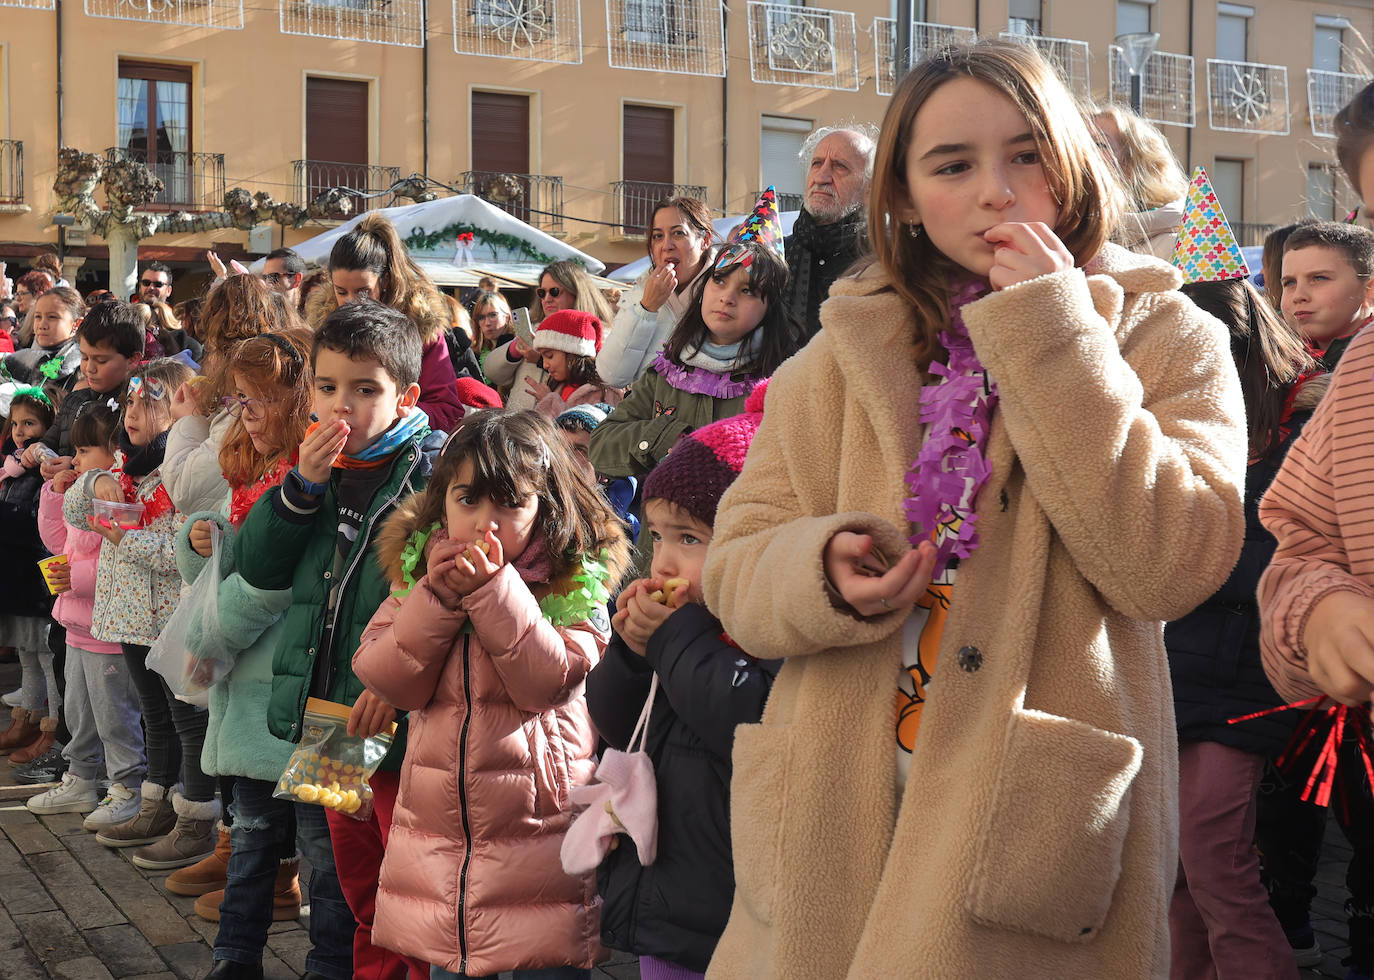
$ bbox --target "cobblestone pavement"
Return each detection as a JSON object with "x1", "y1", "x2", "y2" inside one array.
[{"x1": 0, "y1": 654, "x2": 1356, "y2": 979}]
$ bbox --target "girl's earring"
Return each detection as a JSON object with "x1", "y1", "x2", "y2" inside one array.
[{"x1": 908, "y1": 223, "x2": 923, "y2": 240}]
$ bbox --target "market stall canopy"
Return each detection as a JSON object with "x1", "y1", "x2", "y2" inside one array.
[
  {"x1": 251, "y1": 195, "x2": 606, "y2": 280},
  {"x1": 607, "y1": 211, "x2": 800, "y2": 283}
]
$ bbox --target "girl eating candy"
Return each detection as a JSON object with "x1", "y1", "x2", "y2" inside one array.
[{"x1": 701, "y1": 40, "x2": 1247, "y2": 977}]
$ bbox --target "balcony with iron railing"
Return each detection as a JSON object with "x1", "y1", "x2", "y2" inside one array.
[
  {"x1": 0, "y1": 140, "x2": 23, "y2": 208},
  {"x1": 292, "y1": 159, "x2": 402, "y2": 212},
  {"x1": 753, "y1": 189, "x2": 803, "y2": 212},
  {"x1": 459, "y1": 171, "x2": 564, "y2": 233},
  {"x1": 612, "y1": 180, "x2": 708, "y2": 233},
  {"x1": 104, "y1": 147, "x2": 225, "y2": 211}
]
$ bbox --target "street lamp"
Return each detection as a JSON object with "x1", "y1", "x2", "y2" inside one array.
[{"x1": 1115, "y1": 31, "x2": 1160, "y2": 116}]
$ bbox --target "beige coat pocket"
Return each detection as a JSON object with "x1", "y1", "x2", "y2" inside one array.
[
  {"x1": 729, "y1": 722, "x2": 790, "y2": 926},
  {"x1": 965, "y1": 708, "x2": 1143, "y2": 943}
]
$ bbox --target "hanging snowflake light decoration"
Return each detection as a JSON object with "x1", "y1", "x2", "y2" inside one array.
[
  {"x1": 480, "y1": 0, "x2": 551, "y2": 51},
  {"x1": 1225, "y1": 64, "x2": 1270, "y2": 127}
]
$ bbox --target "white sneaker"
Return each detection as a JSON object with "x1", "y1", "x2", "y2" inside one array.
[
  {"x1": 26, "y1": 772, "x2": 99, "y2": 815},
  {"x1": 1, "y1": 689, "x2": 21, "y2": 708},
  {"x1": 82, "y1": 781, "x2": 141, "y2": 831}
]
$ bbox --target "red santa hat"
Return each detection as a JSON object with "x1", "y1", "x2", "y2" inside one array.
[{"x1": 532, "y1": 309, "x2": 604, "y2": 358}]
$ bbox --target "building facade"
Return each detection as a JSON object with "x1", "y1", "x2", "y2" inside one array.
[{"x1": 0, "y1": 0, "x2": 1371, "y2": 289}]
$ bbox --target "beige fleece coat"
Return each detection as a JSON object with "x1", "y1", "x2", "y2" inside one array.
[{"x1": 701, "y1": 243, "x2": 1247, "y2": 979}]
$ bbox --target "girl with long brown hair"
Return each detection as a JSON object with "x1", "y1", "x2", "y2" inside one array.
[{"x1": 700, "y1": 39, "x2": 1246, "y2": 976}]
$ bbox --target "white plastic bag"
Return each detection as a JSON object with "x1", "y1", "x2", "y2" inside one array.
[{"x1": 147, "y1": 523, "x2": 229, "y2": 707}]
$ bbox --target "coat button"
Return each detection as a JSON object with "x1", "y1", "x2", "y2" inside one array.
[
  {"x1": 323, "y1": 571, "x2": 331, "y2": 580},
  {"x1": 957, "y1": 645, "x2": 983, "y2": 672},
  {"x1": 638, "y1": 441, "x2": 649, "y2": 450}
]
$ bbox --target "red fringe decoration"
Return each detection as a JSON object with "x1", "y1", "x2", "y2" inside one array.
[{"x1": 1230, "y1": 697, "x2": 1374, "y2": 813}]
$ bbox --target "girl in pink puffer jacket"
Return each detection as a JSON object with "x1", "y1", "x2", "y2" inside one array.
[{"x1": 353, "y1": 409, "x2": 631, "y2": 979}]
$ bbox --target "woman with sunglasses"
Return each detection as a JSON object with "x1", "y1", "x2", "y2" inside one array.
[{"x1": 486, "y1": 260, "x2": 616, "y2": 410}]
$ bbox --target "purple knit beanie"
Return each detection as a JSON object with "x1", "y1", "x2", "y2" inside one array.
[{"x1": 642, "y1": 381, "x2": 769, "y2": 528}]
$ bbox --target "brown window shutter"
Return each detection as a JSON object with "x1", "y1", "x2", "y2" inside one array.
[
  {"x1": 622, "y1": 104, "x2": 674, "y2": 184},
  {"x1": 471, "y1": 92, "x2": 530, "y2": 174},
  {"x1": 306, "y1": 78, "x2": 368, "y2": 165}
]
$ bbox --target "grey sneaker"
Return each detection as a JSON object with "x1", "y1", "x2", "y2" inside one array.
[
  {"x1": 82, "y1": 781, "x2": 141, "y2": 831},
  {"x1": 96, "y1": 781, "x2": 178, "y2": 847},
  {"x1": 130, "y1": 793, "x2": 221, "y2": 870},
  {"x1": 25, "y1": 772, "x2": 99, "y2": 814},
  {"x1": 1, "y1": 688, "x2": 21, "y2": 708}
]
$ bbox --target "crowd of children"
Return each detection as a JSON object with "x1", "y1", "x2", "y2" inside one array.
[{"x1": 5, "y1": 36, "x2": 1374, "y2": 980}]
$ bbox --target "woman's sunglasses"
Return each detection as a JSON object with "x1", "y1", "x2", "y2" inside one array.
[{"x1": 536, "y1": 287, "x2": 566, "y2": 300}]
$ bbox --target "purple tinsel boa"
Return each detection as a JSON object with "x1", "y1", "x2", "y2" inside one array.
[
  {"x1": 903, "y1": 279, "x2": 998, "y2": 578},
  {"x1": 650, "y1": 352, "x2": 762, "y2": 400}
]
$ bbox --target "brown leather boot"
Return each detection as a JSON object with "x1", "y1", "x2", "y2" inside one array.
[
  {"x1": 194, "y1": 855, "x2": 301, "y2": 922},
  {"x1": 0, "y1": 708, "x2": 42, "y2": 754},
  {"x1": 166, "y1": 822, "x2": 231, "y2": 896},
  {"x1": 9, "y1": 716, "x2": 57, "y2": 766}
]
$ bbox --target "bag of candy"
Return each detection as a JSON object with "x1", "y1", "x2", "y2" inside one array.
[{"x1": 274, "y1": 697, "x2": 395, "y2": 821}]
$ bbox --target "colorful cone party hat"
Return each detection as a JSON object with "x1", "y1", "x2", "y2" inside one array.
[
  {"x1": 1172, "y1": 166, "x2": 1251, "y2": 284},
  {"x1": 716, "y1": 186, "x2": 785, "y2": 272}
]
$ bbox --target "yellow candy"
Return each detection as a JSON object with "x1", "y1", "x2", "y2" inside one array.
[
  {"x1": 329, "y1": 781, "x2": 340, "y2": 793},
  {"x1": 293, "y1": 784, "x2": 320, "y2": 803}
]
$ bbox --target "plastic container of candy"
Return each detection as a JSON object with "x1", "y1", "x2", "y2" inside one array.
[{"x1": 92, "y1": 498, "x2": 145, "y2": 530}]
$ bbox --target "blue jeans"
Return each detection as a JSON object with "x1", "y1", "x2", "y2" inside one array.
[
  {"x1": 295, "y1": 796, "x2": 356, "y2": 980},
  {"x1": 213, "y1": 776, "x2": 294, "y2": 966},
  {"x1": 430, "y1": 968, "x2": 590, "y2": 980}
]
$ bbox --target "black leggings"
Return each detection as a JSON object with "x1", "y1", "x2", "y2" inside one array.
[{"x1": 120, "y1": 643, "x2": 215, "y2": 801}]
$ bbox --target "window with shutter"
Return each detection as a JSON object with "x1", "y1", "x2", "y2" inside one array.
[
  {"x1": 620, "y1": 104, "x2": 677, "y2": 230},
  {"x1": 303, "y1": 77, "x2": 370, "y2": 204},
  {"x1": 471, "y1": 92, "x2": 530, "y2": 174},
  {"x1": 306, "y1": 77, "x2": 368, "y2": 167},
  {"x1": 760, "y1": 115, "x2": 809, "y2": 209}
]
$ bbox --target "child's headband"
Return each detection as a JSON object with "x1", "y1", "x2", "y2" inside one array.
[
  {"x1": 439, "y1": 426, "x2": 551, "y2": 470},
  {"x1": 128, "y1": 375, "x2": 169, "y2": 401},
  {"x1": 259, "y1": 332, "x2": 305, "y2": 366},
  {"x1": 10, "y1": 386, "x2": 53, "y2": 410},
  {"x1": 714, "y1": 242, "x2": 758, "y2": 275}
]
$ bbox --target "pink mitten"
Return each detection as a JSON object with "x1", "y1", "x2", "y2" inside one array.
[
  {"x1": 561, "y1": 675, "x2": 662, "y2": 875},
  {"x1": 560, "y1": 747, "x2": 658, "y2": 874}
]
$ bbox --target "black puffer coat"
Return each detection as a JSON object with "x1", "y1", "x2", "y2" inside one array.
[
  {"x1": 0, "y1": 439, "x2": 52, "y2": 617},
  {"x1": 1166, "y1": 380, "x2": 1325, "y2": 754},
  {"x1": 585, "y1": 603, "x2": 781, "y2": 973}
]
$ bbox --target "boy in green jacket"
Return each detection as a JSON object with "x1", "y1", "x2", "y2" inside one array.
[{"x1": 235, "y1": 299, "x2": 440, "y2": 980}]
